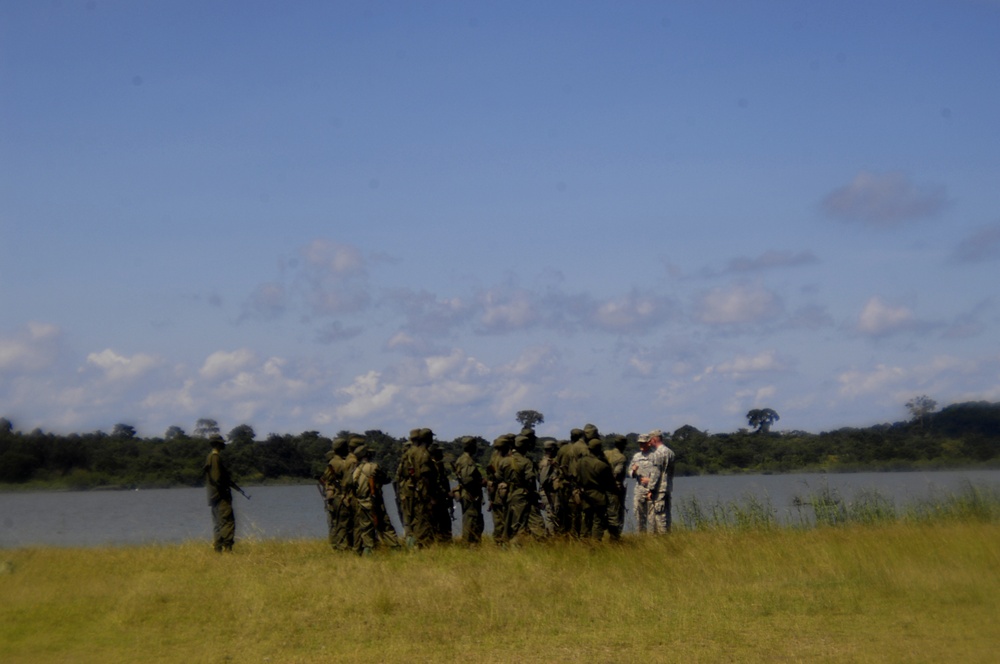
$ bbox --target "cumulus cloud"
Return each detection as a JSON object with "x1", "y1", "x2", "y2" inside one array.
[
  {"x1": 856, "y1": 296, "x2": 916, "y2": 336},
  {"x1": 693, "y1": 283, "x2": 783, "y2": 325},
  {"x1": 700, "y1": 350, "x2": 787, "y2": 380},
  {"x1": 85, "y1": 349, "x2": 161, "y2": 382},
  {"x1": 0, "y1": 322, "x2": 60, "y2": 373},
  {"x1": 590, "y1": 291, "x2": 675, "y2": 333},
  {"x1": 476, "y1": 288, "x2": 540, "y2": 334},
  {"x1": 838, "y1": 364, "x2": 907, "y2": 398},
  {"x1": 951, "y1": 222, "x2": 1000, "y2": 264},
  {"x1": 822, "y1": 171, "x2": 948, "y2": 226},
  {"x1": 200, "y1": 349, "x2": 258, "y2": 380}
]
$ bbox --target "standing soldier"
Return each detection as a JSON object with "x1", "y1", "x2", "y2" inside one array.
[
  {"x1": 320, "y1": 435, "x2": 353, "y2": 551},
  {"x1": 452, "y1": 436, "x2": 485, "y2": 545},
  {"x1": 603, "y1": 434, "x2": 628, "y2": 539},
  {"x1": 351, "y1": 445, "x2": 401, "y2": 555},
  {"x1": 538, "y1": 440, "x2": 563, "y2": 535},
  {"x1": 430, "y1": 442, "x2": 454, "y2": 542},
  {"x1": 204, "y1": 434, "x2": 237, "y2": 553},
  {"x1": 499, "y1": 434, "x2": 546, "y2": 544},
  {"x1": 648, "y1": 430, "x2": 676, "y2": 532},
  {"x1": 401, "y1": 427, "x2": 438, "y2": 547},
  {"x1": 558, "y1": 427, "x2": 589, "y2": 537},
  {"x1": 577, "y1": 437, "x2": 617, "y2": 541},
  {"x1": 486, "y1": 434, "x2": 513, "y2": 544},
  {"x1": 395, "y1": 434, "x2": 416, "y2": 543},
  {"x1": 518, "y1": 427, "x2": 548, "y2": 539},
  {"x1": 630, "y1": 433, "x2": 669, "y2": 534}
]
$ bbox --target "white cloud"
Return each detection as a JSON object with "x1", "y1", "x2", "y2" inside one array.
[
  {"x1": 477, "y1": 288, "x2": 539, "y2": 333},
  {"x1": 335, "y1": 370, "x2": 401, "y2": 420},
  {"x1": 857, "y1": 296, "x2": 915, "y2": 336},
  {"x1": 301, "y1": 239, "x2": 365, "y2": 276},
  {"x1": 822, "y1": 171, "x2": 948, "y2": 226},
  {"x1": 200, "y1": 349, "x2": 257, "y2": 380},
  {"x1": 0, "y1": 322, "x2": 60, "y2": 372},
  {"x1": 694, "y1": 283, "x2": 782, "y2": 325},
  {"x1": 85, "y1": 349, "x2": 161, "y2": 382},
  {"x1": 838, "y1": 364, "x2": 906, "y2": 398},
  {"x1": 700, "y1": 350, "x2": 786, "y2": 379}
]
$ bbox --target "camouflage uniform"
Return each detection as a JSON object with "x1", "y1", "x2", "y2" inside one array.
[
  {"x1": 576, "y1": 438, "x2": 616, "y2": 540},
  {"x1": 556, "y1": 428, "x2": 588, "y2": 537},
  {"x1": 204, "y1": 436, "x2": 235, "y2": 552},
  {"x1": 351, "y1": 446, "x2": 401, "y2": 554},
  {"x1": 603, "y1": 435, "x2": 628, "y2": 539},
  {"x1": 630, "y1": 433, "x2": 670, "y2": 534},
  {"x1": 320, "y1": 436, "x2": 353, "y2": 551},
  {"x1": 452, "y1": 437, "x2": 485, "y2": 544},
  {"x1": 498, "y1": 436, "x2": 545, "y2": 544},
  {"x1": 537, "y1": 440, "x2": 563, "y2": 536},
  {"x1": 430, "y1": 443, "x2": 454, "y2": 542},
  {"x1": 394, "y1": 437, "x2": 414, "y2": 540},
  {"x1": 649, "y1": 430, "x2": 675, "y2": 532},
  {"x1": 400, "y1": 428, "x2": 438, "y2": 547},
  {"x1": 486, "y1": 434, "x2": 513, "y2": 544}
]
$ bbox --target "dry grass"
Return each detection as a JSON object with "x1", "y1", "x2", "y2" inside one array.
[{"x1": 2, "y1": 521, "x2": 998, "y2": 663}]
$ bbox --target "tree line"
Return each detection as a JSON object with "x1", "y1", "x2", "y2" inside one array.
[{"x1": 1, "y1": 401, "x2": 998, "y2": 489}]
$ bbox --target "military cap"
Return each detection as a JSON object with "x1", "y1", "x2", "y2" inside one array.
[
  {"x1": 588, "y1": 438, "x2": 604, "y2": 453},
  {"x1": 354, "y1": 444, "x2": 369, "y2": 458},
  {"x1": 348, "y1": 435, "x2": 366, "y2": 451},
  {"x1": 460, "y1": 436, "x2": 477, "y2": 451},
  {"x1": 647, "y1": 429, "x2": 663, "y2": 439},
  {"x1": 583, "y1": 423, "x2": 600, "y2": 440},
  {"x1": 570, "y1": 428, "x2": 585, "y2": 442},
  {"x1": 610, "y1": 434, "x2": 628, "y2": 449},
  {"x1": 543, "y1": 439, "x2": 558, "y2": 450},
  {"x1": 331, "y1": 436, "x2": 349, "y2": 452},
  {"x1": 419, "y1": 428, "x2": 434, "y2": 442},
  {"x1": 493, "y1": 433, "x2": 513, "y2": 448},
  {"x1": 514, "y1": 434, "x2": 531, "y2": 451},
  {"x1": 324, "y1": 450, "x2": 336, "y2": 461},
  {"x1": 408, "y1": 428, "x2": 422, "y2": 441},
  {"x1": 637, "y1": 433, "x2": 651, "y2": 443}
]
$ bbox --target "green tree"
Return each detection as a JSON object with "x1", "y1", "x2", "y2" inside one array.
[
  {"x1": 111, "y1": 423, "x2": 137, "y2": 440},
  {"x1": 746, "y1": 408, "x2": 780, "y2": 434},
  {"x1": 194, "y1": 418, "x2": 220, "y2": 438},
  {"x1": 164, "y1": 426, "x2": 186, "y2": 440},
  {"x1": 516, "y1": 410, "x2": 545, "y2": 430},
  {"x1": 228, "y1": 424, "x2": 256, "y2": 445},
  {"x1": 906, "y1": 395, "x2": 937, "y2": 429}
]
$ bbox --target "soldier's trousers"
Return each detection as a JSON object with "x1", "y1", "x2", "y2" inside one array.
[
  {"x1": 634, "y1": 493, "x2": 671, "y2": 534},
  {"x1": 326, "y1": 495, "x2": 353, "y2": 551},
  {"x1": 211, "y1": 499, "x2": 235, "y2": 551},
  {"x1": 460, "y1": 500, "x2": 484, "y2": 544}
]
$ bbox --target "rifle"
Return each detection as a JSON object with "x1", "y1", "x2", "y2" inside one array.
[
  {"x1": 368, "y1": 471, "x2": 380, "y2": 530},
  {"x1": 232, "y1": 482, "x2": 251, "y2": 500}
]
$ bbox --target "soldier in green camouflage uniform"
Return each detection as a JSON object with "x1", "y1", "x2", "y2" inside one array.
[
  {"x1": 320, "y1": 435, "x2": 353, "y2": 551},
  {"x1": 399, "y1": 428, "x2": 438, "y2": 547},
  {"x1": 351, "y1": 445, "x2": 401, "y2": 555},
  {"x1": 603, "y1": 434, "x2": 628, "y2": 539},
  {"x1": 499, "y1": 434, "x2": 547, "y2": 544},
  {"x1": 452, "y1": 436, "x2": 485, "y2": 545},
  {"x1": 204, "y1": 435, "x2": 236, "y2": 552},
  {"x1": 486, "y1": 434, "x2": 513, "y2": 544},
  {"x1": 538, "y1": 439, "x2": 562, "y2": 536},
  {"x1": 430, "y1": 442, "x2": 454, "y2": 542},
  {"x1": 394, "y1": 435, "x2": 416, "y2": 542},
  {"x1": 576, "y1": 437, "x2": 617, "y2": 541}
]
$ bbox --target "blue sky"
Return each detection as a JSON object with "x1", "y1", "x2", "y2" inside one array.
[{"x1": 2, "y1": 1, "x2": 999, "y2": 440}]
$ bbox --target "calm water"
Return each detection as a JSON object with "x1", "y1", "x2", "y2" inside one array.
[{"x1": 1, "y1": 469, "x2": 997, "y2": 548}]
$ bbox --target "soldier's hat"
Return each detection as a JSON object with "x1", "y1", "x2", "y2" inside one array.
[
  {"x1": 611, "y1": 434, "x2": 628, "y2": 450},
  {"x1": 460, "y1": 436, "x2": 477, "y2": 451},
  {"x1": 647, "y1": 429, "x2": 663, "y2": 439},
  {"x1": 493, "y1": 433, "x2": 513, "y2": 448},
  {"x1": 408, "y1": 428, "x2": 422, "y2": 441},
  {"x1": 637, "y1": 433, "x2": 651, "y2": 443},
  {"x1": 570, "y1": 428, "x2": 585, "y2": 442},
  {"x1": 588, "y1": 438, "x2": 604, "y2": 453},
  {"x1": 513, "y1": 434, "x2": 531, "y2": 451},
  {"x1": 209, "y1": 434, "x2": 226, "y2": 448},
  {"x1": 348, "y1": 435, "x2": 366, "y2": 451},
  {"x1": 419, "y1": 428, "x2": 434, "y2": 442},
  {"x1": 331, "y1": 436, "x2": 349, "y2": 453},
  {"x1": 543, "y1": 439, "x2": 558, "y2": 450},
  {"x1": 354, "y1": 444, "x2": 369, "y2": 458},
  {"x1": 583, "y1": 423, "x2": 600, "y2": 440}
]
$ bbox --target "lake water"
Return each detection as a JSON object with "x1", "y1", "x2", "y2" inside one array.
[{"x1": 1, "y1": 469, "x2": 997, "y2": 548}]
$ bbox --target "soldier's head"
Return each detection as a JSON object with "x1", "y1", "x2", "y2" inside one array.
[
  {"x1": 429, "y1": 442, "x2": 443, "y2": 460},
  {"x1": 583, "y1": 423, "x2": 600, "y2": 441},
  {"x1": 543, "y1": 439, "x2": 558, "y2": 456},
  {"x1": 354, "y1": 444, "x2": 370, "y2": 460},
  {"x1": 648, "y1": 429, "x2": 663, "y2": 447},
  {"x1": 513, "y1": 434, "x2": 532, "y2": 453},
  {"x1": 408, "y1": 428, "x2": 422, "y2": 444},
  {"x1": 348, "y1": 435, "x2": 366, "y2": 453},
  {"x1": 493, "y1": 433, "x2": 513, "y2": 452},
  {"x1": 611, "y1": 434, "x2": 628, "y2": 451},
  {"x1": 419, "y1": 428, "x2": 434, "y2": 446},
  {"x1": 331, "y1": 436, "x2": 349, "y2": 455},
  {"x1": 570, "y1": 428, "x2": 585, "y2": 443},
  {"x1": 209, "y1": 434, "x2": 226, "y2": 450},
  {"x1": 461, "y1": 436, "x2": 478, "y2": 455},
  {"x1": 638, "y1": 433, "x2": 651, "y2": 452},
  {"x1": 588, "y1": 438, "x2": 603, "y2": 455}
]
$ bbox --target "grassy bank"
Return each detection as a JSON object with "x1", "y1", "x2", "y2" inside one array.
[{"x1": 2, "y1": 519, "x2": 998, "y2": 663}]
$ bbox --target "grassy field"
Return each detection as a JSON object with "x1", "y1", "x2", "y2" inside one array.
[{"x1": 2, "y1": 517, "x2": 998, "y2": 663}]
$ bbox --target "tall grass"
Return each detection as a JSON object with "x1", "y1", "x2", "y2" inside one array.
[{"x1": 2, "y1": 487, "x2": 999, "y2": 662}]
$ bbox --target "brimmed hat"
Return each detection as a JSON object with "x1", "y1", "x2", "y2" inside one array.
[{"x1": 637, "y1": 433, "x2": 651, "y2": 443}]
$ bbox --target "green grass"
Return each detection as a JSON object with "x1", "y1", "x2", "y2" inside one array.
[{"x1": 2, "y1": 515, "x2": 999, "y2": 663}]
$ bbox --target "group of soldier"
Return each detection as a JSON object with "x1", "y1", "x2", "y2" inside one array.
[{"x1": 315, "y1": 423, "x2": 676, "y2": 555}]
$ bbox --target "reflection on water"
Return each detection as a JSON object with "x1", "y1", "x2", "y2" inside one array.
[{"x1": 1, "y1": 469, "x2": 997, "y2": 548}]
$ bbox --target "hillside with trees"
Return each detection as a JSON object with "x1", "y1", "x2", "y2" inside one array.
[{"x1": 0, "y1": 400, "x2": 998, "y2": 490}]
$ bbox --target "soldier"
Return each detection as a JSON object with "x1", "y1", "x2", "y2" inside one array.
[
  {"x1": 558, "y1": 428, "x2": 589, "y2": 537},
  {"x1": 519, "y1": 427, "x2": 548, "y2": 539},
  {"x1": 400, "y1": 427, "x2": 438, "y2": 547},
  {"x1": 452, "y1": 436, "x2": 485, "y2": 545},
  {"x1": 430, "y1": 442, "x2": 454, "y2": 542},
  {"x1": 538, "y1": 439, "x2": 563, "y2": 535},
  {"x1": 576, "y1": 437, "x2": 617, "y2": 541},
  {"x1": 486, "y1": 434, "x2": 513, "y2": 544},
  {"x1": 603, "y1": 434, "x2": 628, "y2": 539},
  {"x1": 204, "y1": 434, "x2": 237, "y2": 553},
  {"x1": 630, "y1": 433, "x2": 670, "y2": 534},
  {"x1": 320, "y1": 435, "x2": 353, "y2": 551},
  {"x1": 351, "y1": 445, "x2": 401, "y2": 555},
  {"x1": 394, "y1": 434, "x2": 417, "y2": 542},
  {"x1": 648, "y1": 429, "x2": 676, "y2": 532},
  {"x1": 499, "y1": 434, "x2": 546, "y2": 544}
]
